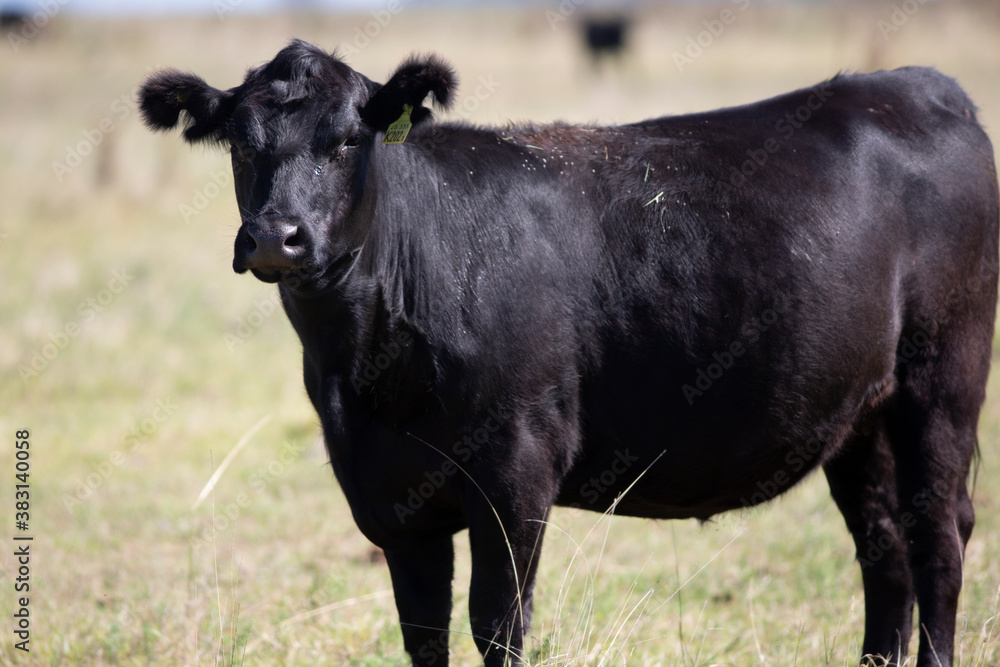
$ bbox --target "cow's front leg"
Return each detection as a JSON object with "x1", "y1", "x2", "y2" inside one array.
[
  {"x1": 467, "y1": 499, "x2": 549, "y2": 667},
  {"x1": 384, "y1": 537, "x2": 455, "y2": 667}
]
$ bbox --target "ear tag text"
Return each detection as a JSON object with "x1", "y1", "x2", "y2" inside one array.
[{"x1": 383, "y1": 104, "x2": 414, "y2": 145}]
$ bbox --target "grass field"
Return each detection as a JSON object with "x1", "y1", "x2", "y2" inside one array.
[{"x1": 2, "y1": 1, "x2": 1000, "y2": 664}]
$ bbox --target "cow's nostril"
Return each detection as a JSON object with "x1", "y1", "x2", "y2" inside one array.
[{"x1": 243, "y1": 221, "x2": 304, "y2": 270}]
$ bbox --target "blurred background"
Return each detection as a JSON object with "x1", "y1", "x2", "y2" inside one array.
[{"x1": 2, "y1": 0, "x2": 999, "y2": 664}]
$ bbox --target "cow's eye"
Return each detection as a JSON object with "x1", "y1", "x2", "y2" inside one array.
[
  {"x1": 314, "y1": 164, "x2": 324, "y2": 176},
  {"x1": 344, "y1": 134, "x2": 362, "y2": 148}
]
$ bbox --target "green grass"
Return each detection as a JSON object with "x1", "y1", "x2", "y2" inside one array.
[{"x1": 2, "y1": 1, "x2": 1000, "y2": 664}]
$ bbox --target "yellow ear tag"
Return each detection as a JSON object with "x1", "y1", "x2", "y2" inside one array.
[{"x1": 383, "y1": 104, "x2": 414, "y2": 145}]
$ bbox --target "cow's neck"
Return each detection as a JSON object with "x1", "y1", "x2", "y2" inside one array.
[{"x1": 276, "y1": 137, "x2": 452, "y2": 416}]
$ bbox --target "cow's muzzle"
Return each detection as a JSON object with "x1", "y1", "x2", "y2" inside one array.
[{"x1": 235, "y1": 221, "x2": 306, "y2": 273}]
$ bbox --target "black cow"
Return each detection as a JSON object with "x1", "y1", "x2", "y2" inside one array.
[
  {"x1": 140, "y1": 40, "x2": 998, "y2": 667},
  {"x1": 582, "y1": 17, "x2": 628, "y2": 66},
  {"x1": 0, "y1": 7, "x2": 28, "y2": 32}
]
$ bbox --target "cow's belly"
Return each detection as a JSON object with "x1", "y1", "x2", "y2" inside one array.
[
  {"x1": 555, "y1": 431, "x2": 829, "y2": 520},
  {"x1": 556, "y1": 344, "x2": 892, "y2": 519}
]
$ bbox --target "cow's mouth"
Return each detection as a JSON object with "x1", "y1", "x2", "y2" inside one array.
[
  {"x1": 242, "y1": 248, "x2": 363, "y2": 291},
  {"x1": 247, "y1": 267, "x2": 285, "y2": 283}
]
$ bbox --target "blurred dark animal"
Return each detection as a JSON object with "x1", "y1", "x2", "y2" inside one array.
[
  {"x1": 0, "y1": 7, "x2": 28, "y2": 32},
  {"x1": 140, "y1": 40, "x2": 998, "y2": 667},
  {"x1": 582, "y1": 17, "x2": 628, "y2": 66}
]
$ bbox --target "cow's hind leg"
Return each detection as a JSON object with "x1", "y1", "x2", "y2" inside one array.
[
  {"x1": 885, "y1": 315, "x2": 989, "y2": 667},
  {"x1": 824, "y1": 424, "x2": 914, "y2": 666},
  {"x1": 384, "y1": 538, "x2": 455, "y2": 667}
]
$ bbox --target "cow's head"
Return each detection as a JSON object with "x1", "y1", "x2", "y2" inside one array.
[{"x1": 139, "y1": 40, "x2": 456, "y2": 290}]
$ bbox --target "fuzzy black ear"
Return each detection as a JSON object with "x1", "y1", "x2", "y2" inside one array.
[
  {"x1": 139, "y1": 69, "x2": 232, "y2": 144},
  {"x1": 360, "y1": 55, "x2": 457, "y2": 133}
]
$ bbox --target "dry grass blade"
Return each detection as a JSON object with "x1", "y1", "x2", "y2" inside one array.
[{"x1": 194, "y1": 415, "x2": 272, "y2": 510}]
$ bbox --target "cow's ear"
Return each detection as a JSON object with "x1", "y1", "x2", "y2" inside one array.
[
  {"x1": 139, "y1": 69, "x2": 232, "y2": 144},
  {"x1": 360, "y1": 55, "x2": 457, "y2": 132}
]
